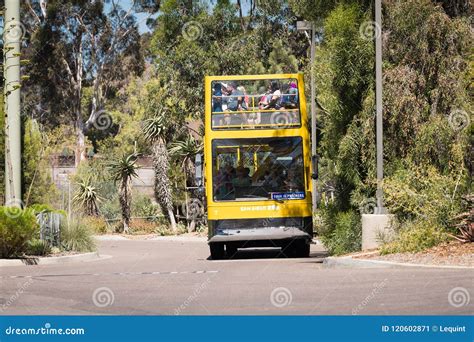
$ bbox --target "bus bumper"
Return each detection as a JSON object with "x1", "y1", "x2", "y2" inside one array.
[{"x1": 208, "y1": 227, "x2": 311, "y2": 243}]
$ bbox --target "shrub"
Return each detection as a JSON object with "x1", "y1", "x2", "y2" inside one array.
[
  {"x1": 318, "y1": 203, "x2": 362, "y2": 255},
  {"x1": 0, "y1": 207, "x2": 39, "y2": 258},
  {"x1": 82, "y1": 216, "x2": 108, "y2": 234},
  {"x1": 380, "y1": 220, "x2": 448, "y2": 254},
  {"x1": 26, "y1": 238, "x2": 51, "y2": 256},
  {"x1": 383, "y1": 163, "x2": 464, "y2": 228},
  {"x1": 129, "y1": 219, "x2": 158, "y2": 235},
  {"x1": 60, "y1": 219, "x2": 96, "y2": 252},
  {"x1": 131, "y1": 193, "x2": 160, "y2": 218}
]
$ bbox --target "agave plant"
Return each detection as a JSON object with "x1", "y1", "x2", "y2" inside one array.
[
  {"x1": 73, "y1": 176, "x2": 102, "y2": 216},
  {"x1": 143, "y1": 109, "x2": 177, "y2": 233},
  {"x1": 169, "y1": 134, "x2": 203, "y2": 186},
  {"x1": 108, "y1": 153, "x2": 139, "y2": 234}
]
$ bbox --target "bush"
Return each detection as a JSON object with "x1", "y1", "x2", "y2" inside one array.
[
  {"x1": 26, "y1": 238, "x2": 51, "y2": 256},
  {"x1": 0, "y1": 207, "x2": 39, "y2": 258},
  {"x1": 383, "y1": 163, "x2": 464, "y2": 228},
  {"x1": 380, "y1": 220, "x2": 448, "y2": 254},
  {"x1": 131, "y1": 193, "x2": 160, "y2": 218},
  {"x1": 82, "y1": 216, "x2": 108, "y2": 234},
  {"x1": 60, "y1": 219, "x2": 96, "y2": 252},
  {"x1": 318, "y1": 203, "x2": 362, "y2": 255},
  {"x1": 129, "y1": 219, "x2": 158, "y2": 235}
]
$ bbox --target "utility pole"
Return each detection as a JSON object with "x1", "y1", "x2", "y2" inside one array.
[
  {"x1": 374, "y1": 0, "x2": 386, "y2": 214},
  {"x1": 297, "y1": 20, "x2": 318, "y2": 212},
  {"x1": 3, "y1": 0, "x2": 22, "y2": 206}
]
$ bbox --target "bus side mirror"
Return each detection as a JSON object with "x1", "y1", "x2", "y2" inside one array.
[
  {"x1": 195, "y1": 153, "x2": 203, "y2": 187},
  {"x1": 311, "y1": 154, "x2": 318, "y2": 180}
]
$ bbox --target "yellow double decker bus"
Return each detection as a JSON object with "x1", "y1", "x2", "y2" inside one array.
[{"x1": 204, "y1": 74, "x2": 313, "y2": 259}]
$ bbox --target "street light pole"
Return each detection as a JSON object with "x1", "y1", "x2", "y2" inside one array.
[
  {"x1": 310, "y1": 24, "x2": 317, "y2": 212},
  {"x1": 374, "y1": 0, "x2": 386, "y2": 214},
  {"x1": 4, "y1": 0, "x2": 22, "y2": 206},
  {"x1": 297, "y1": 20, "x2": 318, "y2": 213}
]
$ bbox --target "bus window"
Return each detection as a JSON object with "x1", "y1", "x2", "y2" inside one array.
[
  {"x1": 212, "y1": 137, "x2": 305, "y2": 201},
  {"x1": 211, "y1": 79, "x2": 301, "y2": 130}
]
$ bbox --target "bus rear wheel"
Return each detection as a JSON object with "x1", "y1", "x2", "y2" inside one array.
[
  {"x1": 210, "y1": 243, "x2": 225, "y2": 260},
  {"x1": 283, "y1": 240, "x2": 310, "y2": 258}
]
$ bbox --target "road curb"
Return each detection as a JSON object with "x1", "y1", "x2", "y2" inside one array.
[
  {"x1": 0, "y1": 252, "x2": 110, "y2": 267},
  {"x1": 95, "y1": 234, "x2": 207, "y2": 242},
  {"x1": 323, "y1": 256, "x2": 474, "y2": 269}
]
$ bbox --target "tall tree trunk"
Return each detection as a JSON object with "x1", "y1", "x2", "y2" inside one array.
[
  {"x1": 119, "y1": 177, "x2": 131, "y2": 234},
  {"x1": 74, "y1": 37, "x2": 85, "y2": 166},
  {"x1": 152, "y1": 139, "x2": 177, "y2": 233}
]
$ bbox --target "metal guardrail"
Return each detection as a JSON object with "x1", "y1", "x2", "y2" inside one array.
[{"x1": 37, "y1": 212, "x2": 61, "y2": 247}]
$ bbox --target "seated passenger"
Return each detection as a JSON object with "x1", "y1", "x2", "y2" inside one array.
[
  {"x1": 232, "y1": 167, "x2": 251, "y2": 187},
  {"x1": 262, "y1": 81, "x2": 282, "y2": 110},
  {"x1": 288, "y1": 81, "x2": 298, "y2": 108},
  {"x1": 212, "y1": 82, "x2": 223, "y2": 113},
  {"x1": 226, "y1": 82, "x2": 246, "y2": 112},
  {"x1": 280, "y1": 83, "x2": 291, "y2": 108}
]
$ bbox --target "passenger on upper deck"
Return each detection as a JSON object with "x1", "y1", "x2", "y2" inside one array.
[
  {"x1": 288, "y1": 81, "x2": 298, "y2": 108},
  {"x1": 262, "y1": 81, "x2": 281, "y2": 110},
  {"x1": 212, "y1": 82, "x2": 223, "y2": 113},
  {"x1": 226, "y1": 82, "x2": 247, "y2": 112}
]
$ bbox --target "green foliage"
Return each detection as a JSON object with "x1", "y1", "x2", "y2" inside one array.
[
  {"x1": 23, "y1": 119, "x2": 59, "y2": 206},
  {"x1": 317, "y1": 203, "x2": 362, "y2": 255},
  {"x1": 131, "y1": 192, "x2": 160, "y2": 218},
  {"x1": 26, "y1": 238, "x2": 52, "y2": 256},
  {"x1": 60, "y1": 219, "x2": 97, "y2": 252},
  {"x1": 73, "y1": 176, "x2": 102, "y2": 216},
  {"x1": 0, "y1": 207, "x2": 39, "y2": 258},
  {"x1": 383, "y1": 163, "x2": 464, "y2": 229},
  {"x1": 380, "y1": 220, "x2": 449, "y2": 254},
  {"x1": 82, "y1": 216, "x2": 108, "y2": 234}
]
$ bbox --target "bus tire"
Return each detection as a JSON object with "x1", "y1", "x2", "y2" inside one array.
[
  {"x1": 210, "y1": 243, "x2": 225, "y2": 260},
  {"x1": 296, "y1": 242, "x2": 310, "y2": 258},
  {"x1": 226, "y1": 244, "x2": 238, "y2": 258}
]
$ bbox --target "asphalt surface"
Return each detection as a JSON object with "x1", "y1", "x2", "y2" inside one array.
[{"x1": 0, "y1": 239, "x2": 473, "y2": 315}]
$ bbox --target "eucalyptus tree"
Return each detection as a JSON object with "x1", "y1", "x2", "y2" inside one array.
[{"x1": 23, "y1": 0, "x2": 153, "y2": 165}]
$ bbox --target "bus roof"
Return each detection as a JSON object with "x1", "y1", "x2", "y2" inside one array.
[{"x1": 205, "y1": 73, "x2": 303, "y2": 82}]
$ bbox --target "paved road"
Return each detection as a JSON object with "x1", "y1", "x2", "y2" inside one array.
[{"x1": 0, "y1": 239, "x2": 472, "y2": 315}]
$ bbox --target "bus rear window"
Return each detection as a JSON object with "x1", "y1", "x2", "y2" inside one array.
[{"x1": 211, "y1": 79, "x2": 301, "y2": 130}]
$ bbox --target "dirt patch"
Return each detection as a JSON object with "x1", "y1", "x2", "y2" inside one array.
[{"x1": 354, "y1": 241, "x2": 474, "y2": 267}]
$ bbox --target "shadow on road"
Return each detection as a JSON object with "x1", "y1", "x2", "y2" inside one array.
[{"x1": 208, "y1": 247, "x2": 329, "y2": 261}]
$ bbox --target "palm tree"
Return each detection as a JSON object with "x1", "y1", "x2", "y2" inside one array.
[
  {"x1": 108, "y1": 153, "x2": 139, "y2": 234},
  {"x1": 169, "y1": 134, "x2": 203, "y2": 187},
  {"x1": 73, "y1": 176, "x2": 102, "y2": 216},
  {"x1": 143, "y1": 110, "x2": 178, "y2": 233}
]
